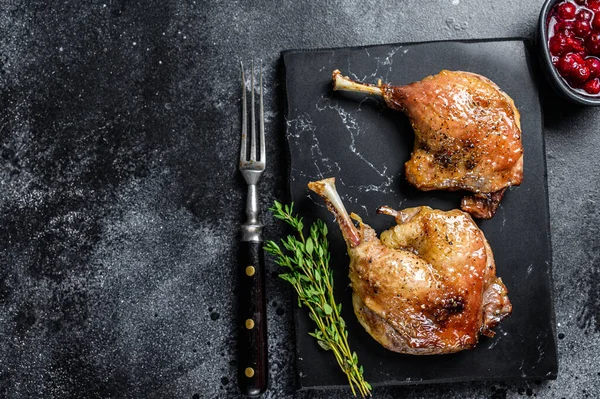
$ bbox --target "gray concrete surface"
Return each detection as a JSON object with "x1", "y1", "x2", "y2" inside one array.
[{"x1": 0, "y1": 1, "x2": 598, "y2": 398}]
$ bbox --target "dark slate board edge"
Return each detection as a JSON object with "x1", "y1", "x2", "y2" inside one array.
[
  {"x1": 279, "y1": 53, "x2": 305, "y2": 393},
  {"x1": 522, "y1": 40, "x2": 559, "y2": 379},
  {"x1": 297, "y1": 373, "x2": 557, "y2": 392},
  {"x1": 280, "y1": 39, "x2": 558, "y2": 390},
  {"x1": 280, "y1": 36, "x2": 529, "y2": 58},
  {"x1": 277, "y1": 55, "x2": 294, "y2": 206}
]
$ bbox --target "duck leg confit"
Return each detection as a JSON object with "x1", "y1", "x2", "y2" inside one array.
[
  {"x1": 332, "y1": 70, "x2": 523, "y2": 219},
  {"x1": 308, "y1": 178, "x2": 512, "y2": 354}
]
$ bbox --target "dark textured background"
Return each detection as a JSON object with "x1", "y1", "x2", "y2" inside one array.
[{"x1": 0, "y1": 1, "x2": 598, "y2": 398}]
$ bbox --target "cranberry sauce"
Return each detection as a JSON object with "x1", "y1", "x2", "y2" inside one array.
[{"x1": 548, "y1": 0, "x2": 600, "y2": 95}]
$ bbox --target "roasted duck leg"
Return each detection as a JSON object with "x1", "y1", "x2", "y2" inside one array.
[
  {"x1": 332, "y1": 70, "x2": 523, "y2": 219},
  {"x1": 308, "y1": 177, "x2": 512, "y2": 354}
]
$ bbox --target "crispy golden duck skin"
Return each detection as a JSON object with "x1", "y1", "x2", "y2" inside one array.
[
  {"x1": 308, "y1": 178, "x2": 512, "y2": 354},
  {"x1": 332, "y1": 70, "x2": 523, "y2": 219}
]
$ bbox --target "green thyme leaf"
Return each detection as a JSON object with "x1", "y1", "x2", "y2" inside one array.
[
  {"x1": 264, "y1": 201, "x2": 371, "y2": 397},
  {"x1": 305, "y1": 237, "x2": 314, "y2": 255},
  {"x1": 317, "y1": 340, "x2": 332, "y2": 351}
]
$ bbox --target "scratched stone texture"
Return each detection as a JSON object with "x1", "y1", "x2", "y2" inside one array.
[{"x1": 0, "y1": 1, "x2": 598, "y2": 398}]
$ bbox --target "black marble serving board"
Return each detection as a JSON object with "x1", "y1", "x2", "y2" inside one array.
[{"x1": 282, "y1": 39, "x2": 557, "y2": 390}]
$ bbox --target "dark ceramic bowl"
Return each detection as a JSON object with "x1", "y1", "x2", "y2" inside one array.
[{"x1": 538, "y1": 0, "x2": 600, "y2": 105}]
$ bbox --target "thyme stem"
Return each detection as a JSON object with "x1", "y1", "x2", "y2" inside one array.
[{"x1": 264, "y1": 201, "x2": 371, "y2": 397}]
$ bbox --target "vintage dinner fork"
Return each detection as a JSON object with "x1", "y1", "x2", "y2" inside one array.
[{"x1": 237, "y1": 61, "x2": 268, "y2": 397}]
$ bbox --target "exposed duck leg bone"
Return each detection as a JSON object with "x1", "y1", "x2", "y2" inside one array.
[
  {"x1": 376, "y1": 205, "x2": 420, "y2": 225},
  {"x1": 307, "y1": 178, "x2": 361, "y2": 248},
  {"x1": 332, "y1": 70, "x2": 383, "y2": 97}
]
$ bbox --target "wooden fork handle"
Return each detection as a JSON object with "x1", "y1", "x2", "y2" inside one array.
[{"x1": 238, "y1": 241, "x2": 268, "y2": 396}]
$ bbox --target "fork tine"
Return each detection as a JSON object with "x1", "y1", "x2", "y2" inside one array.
[
  {"x1": 259, "y1": 61, "x2": 266, "y2": 163},
  {"x1": 240, "y1": 62, "x2": 247, "y2": 163},
  {"x1": 250, "y1": 60, "x2": 257, "y2": 162}
]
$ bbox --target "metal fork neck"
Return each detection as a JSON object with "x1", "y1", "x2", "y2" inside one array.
[{"x1": 241, "y1": 184, "x2": 263, "y2": 242}]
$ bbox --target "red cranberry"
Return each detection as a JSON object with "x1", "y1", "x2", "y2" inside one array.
[
  {"x1": 575, "y1": 19, "x2": 592, "y2": 36},
  {"x1": 582, "y1": 77, "x2": 600, "y2": 93},
  {"x1": 555, "y1": 20, "x2": 576, "y2": 36},
  {"x1": 557, "y1": 53, "x2": 585, "y2": 76},
  {"x1": 550, "y1": 34, "x2": 569, "y2": 55},
  {"x1": 573, "y1": 64, "x2": 591, "y2": 82},
  {"x1": 577, "y1": 9, "x2": 593, "y2": 21},
  {"x1": 558, "y1": 2, "x2": 577, "y2": 19},
  {"x1": 572, "y1": 52, "x2": 587, "y2": 64},
  {"x1": 574, "y1": 0, "x2": 586, "y2": 4},
  {"x1": 592, "y1": 12, "x2": 600, "y2": 29},
  {"x1": 550, "y1": 34, "x2": 584, "y2": 55},
  {"x1": 588, "y1": 0, "x2": 600, "y2": 12},
  {"x1": 571, "y1": 53, "x2": 586, "y2": 72},
  {"x1": 557, "y1": 58, "x2": 572, "y2": 77},
  {"x1": 572, "y1": 53, "x2": 587, "y2": 68},
  {"x1": 586, "y1": 32, "x2": 600, "y2": 54},
  {"x1": 586, "y1": 57, "x2": 600, "y2": 76},
  {"x1": 566, "y1": 36, "x2": 585, "y2": 51}
]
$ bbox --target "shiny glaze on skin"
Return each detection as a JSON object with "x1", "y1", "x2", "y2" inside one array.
[
  {"x1": 308, "y1": 178, "x2": 512, "y2": 355},
  {"x1": 365, "y1": 206, "x2": 511, "y2": 353},
  {"x1": 382, "y1": 70, "x2": 523, "y2": 219},
  {"x1": 332, "y1": 69, "x2": 523, "y2": 219}
]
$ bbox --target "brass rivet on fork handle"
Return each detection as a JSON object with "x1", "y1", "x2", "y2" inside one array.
[{"x1": 238, "y1": 60, "x2": 268, "y2": 397}]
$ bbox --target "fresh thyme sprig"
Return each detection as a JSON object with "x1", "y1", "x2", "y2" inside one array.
[{"x1": 264, "y1": 201, "x2": 371, "y2": 397}]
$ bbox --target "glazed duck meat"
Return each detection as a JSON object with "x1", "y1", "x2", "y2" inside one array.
[
  {"x1": 308, "y1": 178, "x2": 512, "y2": 354},
  {"x1": 332, "y1": 70, "x2": 524, "y2": 219}
]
